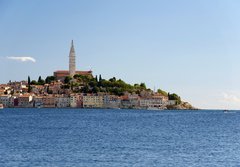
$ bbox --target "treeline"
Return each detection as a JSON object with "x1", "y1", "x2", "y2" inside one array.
[
  {"x1": 28, "y1": 76, "x2": 56, "y2": 85},
  {"x1": 65, "y1": 74, "x2": 149, "y2": 96}
]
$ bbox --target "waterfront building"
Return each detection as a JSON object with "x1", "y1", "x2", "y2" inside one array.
[
  {"x1": 0, "y1": 95, "x2": 11, "y2": 107},
  {"x1": 70, "y1": 94, "x2": 83, "y2": 108},
  {"x1": 83, "y1": 94, "x2": 104, "y2": 108},
  {"x1": 34, "y1": 96, "x2": 43, "y2": 108},
  {"x1": 153, "y1": 94, "x2": 169, "y2": 102},
  {"x1": 103, "y1": 95, "x2": 121, "y2": 109},
  {"x1": 18, "y1": 94, "x2": 33, "y2": 107},
  {"x1": 120, "y1": 99, "x2": 132, "y2": 109},
  {"x1": 140, "y1": 98, "x2": 162, "y2": 109},
  {"x1": 7, "y1": 96, "x2": 16, "y2": 107},
  {"x1": 55, "y1": 95, "x2": 70, "y2": 108},
  {"x1": 168, "y1": 100, "x2": 177, "y2": 105},
  {"x1": 54, "y1": 40, "x2": 92, "y2": 80},
  {"x1": 139, "y1": 95, "x2": 167, "y2": 109},
  {"x1": 42, "y1": 95, "x2": 55, "y2": 108},
  {"x1": 120, "y1": 94, "x2": 140, "y2": 109}
]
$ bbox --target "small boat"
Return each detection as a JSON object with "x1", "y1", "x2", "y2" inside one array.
[
  {"x1": 0, "y1": 104, "x2": 3, "y2": 109},
  {"x1": 223, "y1": 109, "x2": 236, "y2": 114},
  {"x1": 223, "y1": 109, "x2": 229, "y2": 113}
]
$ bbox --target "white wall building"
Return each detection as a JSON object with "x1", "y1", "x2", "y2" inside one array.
[
  {"x1": 0, "y1": 95, "x2": 11, "y2": 107},
  {"x1": 140, "y1": 97, "x2": 164, "y2": 109}
]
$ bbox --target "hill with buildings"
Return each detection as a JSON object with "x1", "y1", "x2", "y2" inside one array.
[
  {"x1": 0, "y1": 41, "x2": 195, "y2": 110},
  {"x1": 0, "y1": 74, "x2": 195, "y2": 110}
]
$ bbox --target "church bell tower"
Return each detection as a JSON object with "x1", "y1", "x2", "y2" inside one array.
[{"x1": 69, "y1": 40, "x2": 76, "y2": 77}]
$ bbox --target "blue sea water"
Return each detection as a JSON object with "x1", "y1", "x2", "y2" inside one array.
[{"x1": 0, "y1": 109, "x2": 240, "y2": 167}]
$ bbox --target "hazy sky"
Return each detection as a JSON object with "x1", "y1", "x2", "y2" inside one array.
[{"x1": 1, "y1": 0, "x2": 240, "y2": 109}]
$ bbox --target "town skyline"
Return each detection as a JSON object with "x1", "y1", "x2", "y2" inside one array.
[{"x1": 1, "y1": 0, "x2": 240, "y2": 109}]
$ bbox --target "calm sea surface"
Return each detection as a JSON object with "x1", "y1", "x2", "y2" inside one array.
[{"x1": 0, "y1": 109, "x2": 240, "y2": 167}]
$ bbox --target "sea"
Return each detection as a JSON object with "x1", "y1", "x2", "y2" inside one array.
[{"x1": 0, "y1": 108, "x2": 240, "y2": 167}]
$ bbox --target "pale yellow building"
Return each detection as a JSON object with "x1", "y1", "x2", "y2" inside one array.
[
  {"x1": 42, "y1": 96, "x2": 55, "y2": 108},
  {"x1": 83, "y1": 94, "x2": 103, "y2": 108}
]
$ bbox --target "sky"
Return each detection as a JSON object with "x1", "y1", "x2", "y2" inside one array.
[{"x1": 1, "y1": 0, "x2": 240, "y2": 109}]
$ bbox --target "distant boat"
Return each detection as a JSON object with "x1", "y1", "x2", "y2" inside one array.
[
  {"x1": 223, "y1": 109, "x2": 229, "y2": 113},
  {"x1": 223, "y1": 109, "x2": 236, "y2": 114},
  {"x1": 223, "y1": 109, "x2": 236, "y2": 113},
  {"x1": 0, "y1": 104, "x2": 3, "y2": 109}
]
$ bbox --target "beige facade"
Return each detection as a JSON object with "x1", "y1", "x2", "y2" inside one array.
[
  {"x1": 83, "y1": 94, "x2": 103, "y2": 108},
  {"x1": 18, "y1": 94, "x2": 33, "y2": 107},
  {"x1": 140, "y1": 97, "x2": 164, "y2": 109},
  {"x1": 0, "y1": 89, "x2": 5, "y2": 95},
  {"x1": 70, "y1": 94, "x2": 83, "y2": 108},
  {"x1": 42, "y1": 96, "x2": 55, "y2": 108},
  {"x1": 55, "y1": 95, "x2": 70, "y2": 108}
]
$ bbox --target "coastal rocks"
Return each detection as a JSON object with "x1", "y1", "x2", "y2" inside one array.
[{"x1": 167, "y1": 102, "x2": 197, "y2": 110}]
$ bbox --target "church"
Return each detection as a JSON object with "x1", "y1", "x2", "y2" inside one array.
[{"x1": 54, "y1": 40, "x2": 93, "y2": 80}]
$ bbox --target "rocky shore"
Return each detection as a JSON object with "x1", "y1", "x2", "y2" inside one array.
[{"x1": 167, "y1": 102, "x2": 197, "y2": 110}]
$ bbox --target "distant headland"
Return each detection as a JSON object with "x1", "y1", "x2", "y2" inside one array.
[{"x1": 0, "y1": 41, "x2": 195, "y2": 110}]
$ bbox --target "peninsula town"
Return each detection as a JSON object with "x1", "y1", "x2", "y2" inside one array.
[{"x1": 0, "y1": 41, "x2": 194, "y2": 110}]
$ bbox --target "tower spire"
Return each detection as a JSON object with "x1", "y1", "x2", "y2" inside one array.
[{"x1": 69, "y1": 40, "x2": 76, "y2": 77}]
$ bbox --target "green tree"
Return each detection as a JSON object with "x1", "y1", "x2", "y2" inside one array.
[
  {"x1": 73, "y1": 74, "x2": 81, "y2": 79},
  {"x1": 37, "y1": 76, "x2": 45, "y2": 85},
  {"x1": 140, "y1": 83, "x2": 146, "y2": 89},
  {"x1": 81, "y1": 85, "x2": 90, "y2": 93},
  {"x1": 64, "y1": 76, "x2": 72, "y2": 84},
  {"x1": 95, "y1": 75, "x2": 98, "y2": 82},
  {"x1": 89, "y1": 80, "x2": 97, "y2": 87},
  {"x1": 38, "y1": 76, "x2": 42, "y2": 83},
  {"x1": 28, "y1": 76, "x2": 31, "y2": 85},
  {"x1": 92, "y1": 86, "x2": 100, "y2": 93},
  {"x1": 109, "y1": 77, "x2": 116, "y2": 82},
  {"x1": 157, "y1": 89, "x2": 168, "y2": 96},
  {"x1": 168, "y1": 93, "x2": 181, "y2": 105},
  {"x1": 28, "y1": 76, "x2": 31, "y2": 93},
  {"x1": 98, "y1": 75, "x2": 103, "y2": 87},
  {"x1": 45, "y1": 76, "x2": 55, "y2": 84},
  {"x1": 31, "y1": 80, "x2": 37, "y2": 85}
]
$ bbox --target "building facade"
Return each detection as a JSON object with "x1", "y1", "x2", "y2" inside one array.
[{"x1": 83, "y1": 94, "x2": 104, "y2": 108}]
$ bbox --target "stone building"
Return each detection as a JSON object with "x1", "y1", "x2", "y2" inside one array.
[{"x1": 54, "y1": 40, "x2": 92, "y2": 80}]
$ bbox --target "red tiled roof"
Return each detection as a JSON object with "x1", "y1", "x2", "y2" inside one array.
[
  {"x1": 54, "y1": 70, "x2": 93, "y2": 78},
  {"x1": 54, "y1": 70, "x2": 92, "y2": 74}
]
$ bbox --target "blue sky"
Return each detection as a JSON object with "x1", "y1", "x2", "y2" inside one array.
[{"x1": 1, "y1": 0, "x2": 240, "y2": 109}]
